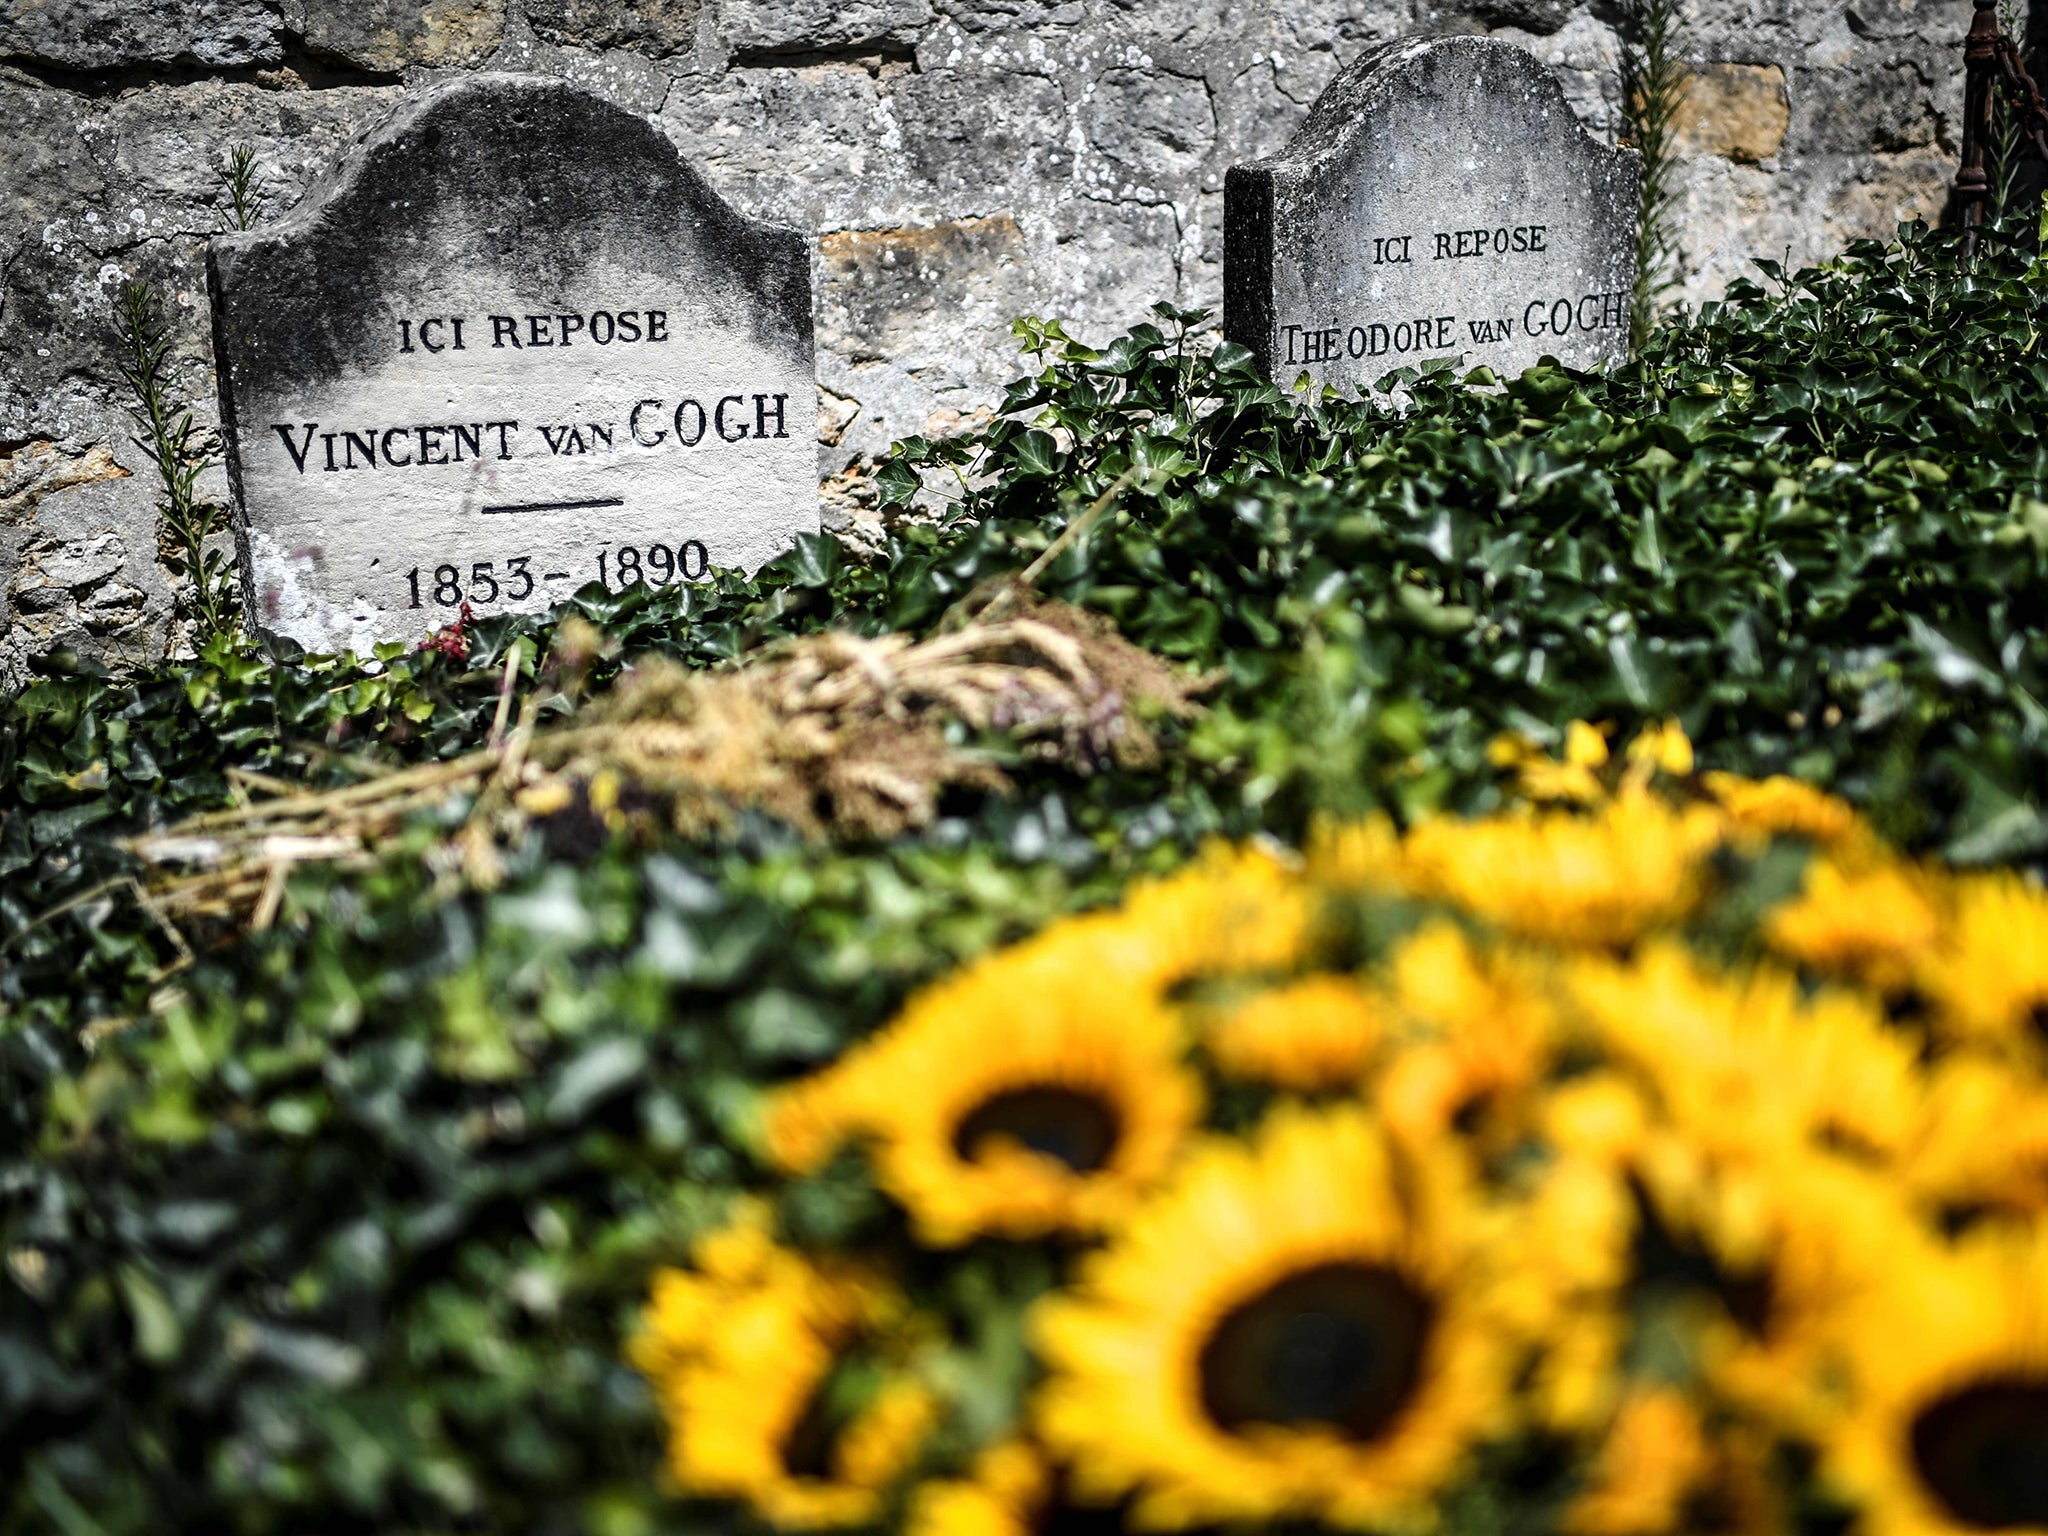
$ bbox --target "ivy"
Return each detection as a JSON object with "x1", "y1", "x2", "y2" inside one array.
[{"x1": 3, "y1": 218, "x2": 2048, "y2": 1531}]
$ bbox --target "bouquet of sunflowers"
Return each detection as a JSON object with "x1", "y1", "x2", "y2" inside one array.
[{"x1": 630, "y1": 724, "x2": 2048, "y2": 1536}]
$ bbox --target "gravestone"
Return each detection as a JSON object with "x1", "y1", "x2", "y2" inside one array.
[
  {"x1": 209, "y1": 73, "x2": 816, "y2": 653},
  {"x1": 1225, "y1": 37, "x2": 1639, "y2": 394}
]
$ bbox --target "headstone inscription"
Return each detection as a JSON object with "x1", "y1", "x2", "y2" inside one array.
[
  {"x1": 1225, "y1": 37, "x2": 1640, "y2": 394},
  {"x1": 209, "y1": 73, "x2": 817, "y2": 652}
]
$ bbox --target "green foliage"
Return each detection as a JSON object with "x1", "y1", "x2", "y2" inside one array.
[
  {"x1": 1984, "y1": 9, "x2": 2045, "y2": 232},
  {"x1": 1621, "y1": 0, "x2": 1688, "y2": 346},
  {"x1": 115, "y1": 281, "x2": 238, "y2": 641},
  {"x1": 221, "y1": 144, "x2": 263, "y2": 233},
  {"x1": 6, "y1": 220, "x2": 2048, "y2": 1530}
]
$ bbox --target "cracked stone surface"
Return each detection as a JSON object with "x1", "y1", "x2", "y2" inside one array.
[
  {"x1": 522, "y1": 0, "x2": 704, "y2": 59},
  {"x1": 1224, "y1": 37, "x2": 1639, "y2": 390},
  {"x1": 721, "y1": 0, "x2": 935, "y2": 53},
  {"x1": 2, "y1": 0, "x2": 1981, "y2": 669},
  {"x1": 208, "y1": 72, "x2": 817, "y2": 651}
]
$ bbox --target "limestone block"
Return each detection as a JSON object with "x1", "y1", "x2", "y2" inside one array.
[
  {"x1": 814, "y1": 216, "x2": 1034, "y2": 467},
  {"x1": 1418, "y1": 0, "x2": 1576, "y2": 37},
  {"x1": 928, "y1": 0, "x2": 1086, "y2": 38},
  {"x1": 7, "y1": 576, "x2": 75, "y2": 615},
  {"x1": 0, "y1": 0, "x2": 282, "y2": 71},
  {"x1": 468, "y1": 28, "x2": 675, "y2": 111},
  {"x1": 1084, "y1": 66, "x2": 1215, "y2": 196},
  {"x1": 1790, "y1": 60, "x2": 1940, "y2": 153},
  {"x1": 0, "y1": 86, "x2": 117, "y2": 442},
  {"x1": 1672, "y1": 62, "x2": 1789, "y2": 163},
  {"x1": 523, "y1": 0, "x2": 703, "y2": 57},
  {"x1": 36, "y1": 529, "x2": 126, "y2": 587},
  {"x1": 1210, "y1": 58, "x2": 1311, "y2": 175},
  {"x1": 0, "y1": 80, "x2": 393, "y2": 445},
  {"x1": 79, "y1": 576, "x2": 148, "y2": 628},
  {"x1": 1501, "y1": 8, "x2": 1625, "y2": 138},
  {"x1": 0, "y1": 81, "x2": 102, "y2": 234},
  {"x1": 278, "y1": 0, "x2": 506, "y2": 72},
  {"x1": 0, "y1": 443, "x2": 132, "y2": 528},
  {"x1": 94, "y1": 82, "x2": 402, "y2": 227},
  {"x1": 661, "y1": 63, "x2": 910, "y2": 231},
  {"x1": 1826, "y1": 147, "x2": 1953, "y2": 237},
  {"x1": 817, "y1": 383, "x2": 859, "y2": 447},
  {"x1": 1092, "y1": 0, "x2": 1242, "y2": 78},
  {"x1": 1266, "y1": 0, "x2": 1413, "y2": 101},
  {"x1": 1188, "y1": 184, "x2": 1225, "y2": 283},
  {"x1": 817, "y1": 215, "x2": 1033, "y2": 364},
  {"x1": 814, "y1": 199, "x2": 1183, "y2": 470},
  {"x1": 718, "y1": 0, "x2": 934, "y2": 53},
  {"x1": 1837, "y1": 0, "x2": 1971, "y2": 41},
  {"x1": 1099, "y1": 0, "x2": 1235, "y2": 48},
  {"x1": 1047, "y1": 197, "x2": 1182, "y2": 336},
  {"x1": 1, "y1": 440, "x2": 155, "y2": 665},
  {"x1": 1666, "y1": 154, "x2": 1800, "y2": 303},
  {"x1": 892, "y1": 66, "x2": 1070, "y2": 199}
]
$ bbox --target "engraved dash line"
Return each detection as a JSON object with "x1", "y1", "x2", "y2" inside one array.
[{"x1": 481, "y1": 496, "x2": 624, "y2": 516}]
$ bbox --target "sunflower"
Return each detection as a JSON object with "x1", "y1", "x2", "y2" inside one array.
[
  {"x1": 907, "y1": 1442, "x2": 1049, "y2": 1536},
  {"x1": 1700, "y1": 770, "x2": 1861, "y2": 846},
  {"x1": 1917, "y1": 869, "x2": 2048, "y2": 1060},
  {"x1": 1498, "y1": 719, "x2": 1613, "y2": 804},
  {"x1": 767, "y1": 943, "x2": 1201, "y2": 1245},
  {"x1": 1625, "y1": 719, "x2": 1695, "y2": 779},
  {"x1": 1477, "y1": 1077, "x2": 1652, "y2": 1431},
  {"x1": 1506, "y1": 1153, "x2": 1637, "y2": 1429},
  {"x1": 1399, "y1": 788, "x2": 1722, "y2": 949},
  {"x1": 1569, "y1": 943, "x2": 1924, "y2": 1167},
  {"x1": 1523, "y1": 1079, "x2": 1652, "y2": 1305},
  {"x1": 1563, "y1": 1386, "x2": 1710, "y2": 1535},
  {"x1": 1206, "y1": 974, "x2": 1384, "y2": 1092},
  {"x1": 1560, "y1": 948, "x2": 1927, "y2": 1417},
  {"x1": 909, "y1": 1441, "x2": 1153, "y2": 1536},
  {"x1": 1100, "y1": 840, "x2": 1317, "y2": 992},
  {"x1": 1902, "y1": 1056, "x2": 2048, "y2": 1225},
  {"x1": 1631, "y1": 1146, "x2": 1921, "y2": 1429},
  {"x1": 1305, "y1": 813, "x2": 1407, "y2": 893},
  {"x1": 1823, "y1": 1223, "x2": 2048, "y2": 1536},
  {"x1": 1032, "y1": 1107, "x2": 1510, "y2": 1529},
  {"x1": 631, "y1": 1205, "x2": 938, "y2": 1528},
  {"x1": 1566, "y1": 1391, "x2": 1785, "y2": 1536},
  {"x1": 1542, "y1": 1072, "x2": 1655, "y2": 1168},
  {"x1": 763, "y1": 1064, "x2": 873, "y2": 1176},
  {"x1": 1564, "y1": 958, "x2": 1933, "y2": 1425},
  {"x1": 1375, "y1": 920, "x2": 1560, "y2": 1152},
  {"x1": 1764, "y1": 852, "x2": 1943, "y2": 994}
]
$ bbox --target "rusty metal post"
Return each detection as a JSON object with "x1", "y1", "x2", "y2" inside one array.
[{"x1": 1957, "y1": 0, "x2": 2004, "y2": 255}]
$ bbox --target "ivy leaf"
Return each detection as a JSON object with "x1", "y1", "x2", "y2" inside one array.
[{"x1": 1012, "y1": 428, "x2": 1061, "y2": 478}]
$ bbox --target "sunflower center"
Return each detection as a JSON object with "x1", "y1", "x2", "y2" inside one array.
[
  {"x1": 1197, "y1": 1262, "x2": 1434, "y2": 1441},
  {"x1": 780, "y1": 1379, "x2": 842, "y2": 1481},
  {"x1": 1031, "y1": 1487, "x2": 1130, "y2": 1536},
  {"x1": 953, "y1": 1087, "x2": 1121, "y2": 1173},
  {"x1": 1910, "y1": 1377, "x2": 2048, "y2": 1528}
]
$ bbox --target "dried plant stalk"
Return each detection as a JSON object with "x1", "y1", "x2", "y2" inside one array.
[{"x1": 126, "y1": 596, "x2": 1206, "y2": 928}]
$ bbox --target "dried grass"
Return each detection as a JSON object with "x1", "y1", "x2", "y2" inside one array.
[{"x1": 126, "y1": 592, "x2": 1207, "y2": 930}]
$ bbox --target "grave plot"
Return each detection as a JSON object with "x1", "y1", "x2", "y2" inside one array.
[
  {"x1": 1225, "y1": 37, "x2": 1638, "y2": 391},
  {"x1": 210, "y1": 73, "x2": 818, "y2": 652},
  {"x1": 9, "y1": 22, "x2": 2048, "y2": 1536}
]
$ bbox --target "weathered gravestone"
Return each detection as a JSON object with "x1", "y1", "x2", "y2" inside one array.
[
  {"x1": 1225, "y1": 37, "x2": 1639, "y2": 394},
  {"x1": 209, "y1": 73, "x2": 816, "y2": 652}
]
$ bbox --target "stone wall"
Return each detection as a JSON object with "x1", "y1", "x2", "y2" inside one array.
[{"x1": 0, "y1": 0, "x2": 1987, "y2": 679}]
